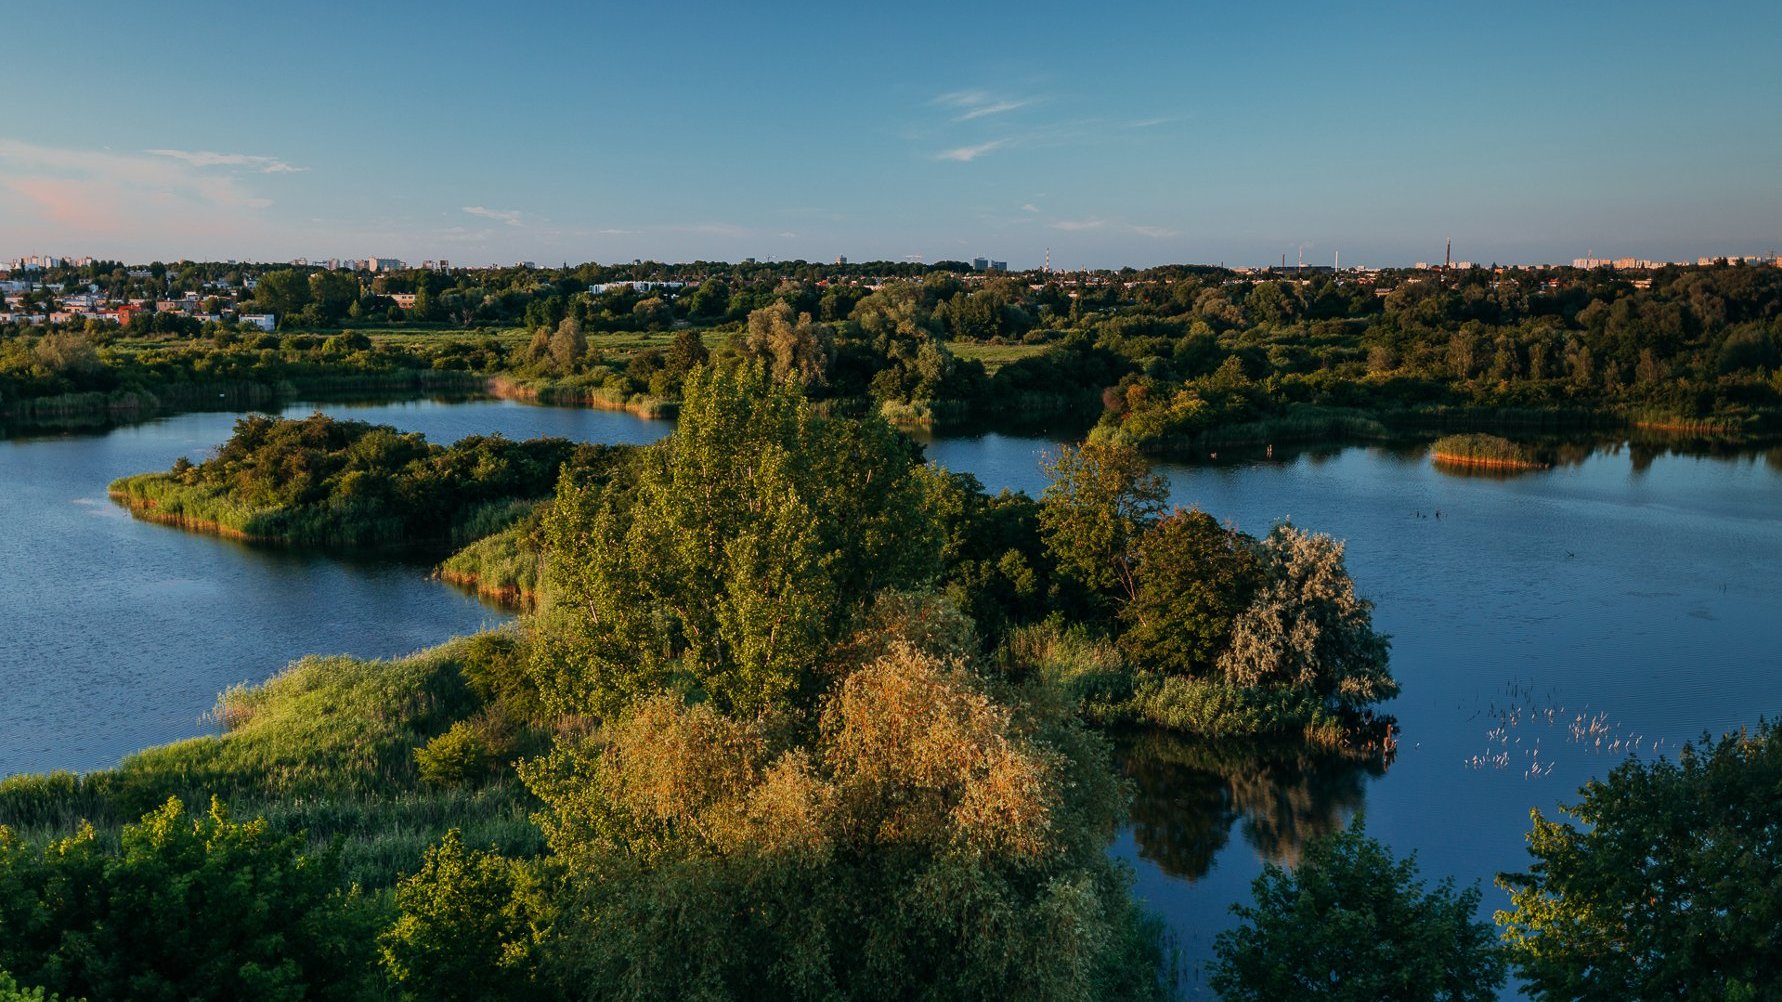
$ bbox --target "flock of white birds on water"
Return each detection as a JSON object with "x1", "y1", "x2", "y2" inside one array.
[{"x1": 1461, "y1": 677, "x2": 1667, "y2": 778}]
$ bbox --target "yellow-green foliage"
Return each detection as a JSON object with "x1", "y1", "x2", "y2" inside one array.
[
  {"x1": 0, "y1": 969, "x2": 66, "y2": 1002},
  {"x1": 503, "y1": 633, "x2": 1169, "y2": 1000}
]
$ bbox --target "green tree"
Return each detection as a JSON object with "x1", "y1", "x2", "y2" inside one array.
[
  {"x1": 381, "y1": 830, "x2": 549, "y2": 1001},
  {"x1": 1037, "y1": 439, "x2": 1168, "y2": 611},
  {"x1": 252, "y1": 268, "x2": 311, "y2": 320},
  {"x1": 0, "y1": 797, "x2": 379, "y2": 1002},
  {"x1": 532, "y1": 362, "x2": 941, "y2": 718},
  {"x1": 30, "y1": 333, "x2": 102, "y2": 379},
  {"x1": 547, "y1": 316, "x2": 585, "y2": 374},
  {"x1": 1119, "y1": 508, "x2": 1262, "y2": 677},
  {"x1": 1210, "y1": 824, "x2": 1505, "y2": 1001},
  {"x1": 664, "y1": 328, "x2": 709, "y2": 380},
  {"x1": 1496, "y1": 722, "x2": 1782, "y2": 1001},
  {"x1": 307, "y1": 270, "x2": 359, "y2": 323},
  {"x1": 685, "y1": 278, "x2": 730, "y2": 319}
]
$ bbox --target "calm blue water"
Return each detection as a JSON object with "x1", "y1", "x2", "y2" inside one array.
[
  {"x1": 3, "y1": 406, "x2": 1779, "y2": 997},
  {"x1": 921, "y1": 433, "x2": 1782, "y2": 993},
  {"x1": 0, "y1": 400, "x2": 667, "y2": 774}
]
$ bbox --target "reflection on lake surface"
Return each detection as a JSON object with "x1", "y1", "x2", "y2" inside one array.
[
  {"x1": 3, "y1": 402, "x2": 1780, "y2": 1000},
  {"x1": 1119, "y1": 730, "x2": 1387, "y2": 879}
]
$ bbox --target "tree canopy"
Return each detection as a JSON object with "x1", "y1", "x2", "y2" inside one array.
[
  {"x1": 533, "y1": 361, "x2": 943, "y2": 718},
  {"x1": 1496, "y1": 722, "x2": 1782, "y2": 1000},
  {"x1": 1211, "y1": 824, "x2": 1505, "y2": 1001},
  {"x1": 0, "y1": 797, "x2": 380, "y2": 1002}
]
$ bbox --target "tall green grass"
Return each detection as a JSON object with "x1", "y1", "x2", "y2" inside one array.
[
  {"x1": 438, "y1": 520, "x2": 539, "y2": 606},
  {"x1": 0, "y1": 635, "x2": 545, "y2": 888},
  {"x1": 1429, "y1": 433, "x2": 1547, "y2": 470},
  {"x1": 486, "y1": 374, "x2": 678, "y2": 418}
]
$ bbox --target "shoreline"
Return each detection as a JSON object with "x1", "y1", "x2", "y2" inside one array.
[
  {"x1": 436, "y1": 567, "x2": 532, "y2": 609},
  {"x1": 1428, "y1": 452, "x2": 1549, "y2": 470},
  {"x1": 105, "y1": 493, "x2": 270, "y2": 543}
]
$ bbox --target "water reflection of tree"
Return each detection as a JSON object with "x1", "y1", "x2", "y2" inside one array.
[{"x1": 1117, "y1": 730, "x2": 1390, "y2": 879}]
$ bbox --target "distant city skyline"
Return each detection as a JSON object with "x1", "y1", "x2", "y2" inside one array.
[{"x1": 2, "y1": 1, "x2": 1778, "y2": 269}]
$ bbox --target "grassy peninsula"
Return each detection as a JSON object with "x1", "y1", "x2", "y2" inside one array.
[
  {"x1": 109, "y1": 412, "x2": 626, "y2": 549},
  {"x1": 437, "y1": 517, "x2": 541, "y2": 604}
]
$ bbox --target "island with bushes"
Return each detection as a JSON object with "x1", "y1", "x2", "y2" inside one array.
[{"x1": 108, "y1": 412, "x2": 625, "y2": 550}]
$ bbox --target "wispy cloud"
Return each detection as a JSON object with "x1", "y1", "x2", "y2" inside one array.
[
  {"x1": 935, "y1": 90, "x2": 1036, "y2": 121},
  {"x1": 0, "y1": 137, "x2": 286, "y2": 242},
  {"x1": 937, "y1": 139, "x2": 1008, "y2": 163},
  {"x1": 146, "y1": 148, "x2": 308, "y2": 173},
  {"x1": 959, "y1": 99, "x2": 1030, "y2": 120},
  {"x1": 463, "y1": 205, "x2": 524, "y2": 226},
  {"x1": 1126, "y1": 116, "x2": 1177, "y2": 129},
  {"x1": 1022, "y1": 203, "x2": 1040, "y2": 213},
  {"x1": 1045, "y1": 217, "x2": 1179, "y2": 239}
]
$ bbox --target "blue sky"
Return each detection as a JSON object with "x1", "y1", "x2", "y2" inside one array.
[{"x1": 2, "y1": 0, "x2": 1777, "y2": 268}]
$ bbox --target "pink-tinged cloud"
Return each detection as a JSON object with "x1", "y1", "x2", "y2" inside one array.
[
  {"x1": 5, "y1": 177, "x2": 116, "y2": 231},
  {"x1": 0, "y1": 137, "x2": 290, "y2": 253}
]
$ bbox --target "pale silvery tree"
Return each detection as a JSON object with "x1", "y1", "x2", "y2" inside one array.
[{"x1": 1216, "y1": 523, "x2": 1395, "y2": 711}]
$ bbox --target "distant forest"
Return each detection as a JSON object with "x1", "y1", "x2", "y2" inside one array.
[{"x1": 5, "y1": 259, "x2": 1779, "y2": 444}]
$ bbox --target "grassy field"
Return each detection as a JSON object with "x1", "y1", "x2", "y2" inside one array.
[
  {"x1": 369, "y1": 325, "x2": 732, "y2": 356},
  {"x1": 947, "y1": 340, "x2": 1047, "y2": 373}
]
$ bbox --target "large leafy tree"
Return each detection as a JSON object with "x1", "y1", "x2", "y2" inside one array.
[
  {"x1": 1496, "y1": 722, "x2": 1782, "y2": 1000},
  {"x1": 1119, "y1": 508, "x2": 1263, "y2": 677},
  {"x1": 1037, "y1": 438, "x2": 1168, "y2": 613},
  {"x1": 532, "y1": 362, "x2": 942, "y2": 718},
  {"x1": 251, "y1": 268, "x2": 311, "y2": 320},
  {"x1": 511, "y1": 639, "x2": 1167, "y2": 1001},
  {"x1": 1211, "y1": 825, "x2": 1505, "y2": 1001}
]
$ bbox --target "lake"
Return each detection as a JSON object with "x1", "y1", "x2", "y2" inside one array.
[{"x1": 3, "y1": 401, "x2": 1779, "y2": 997}]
